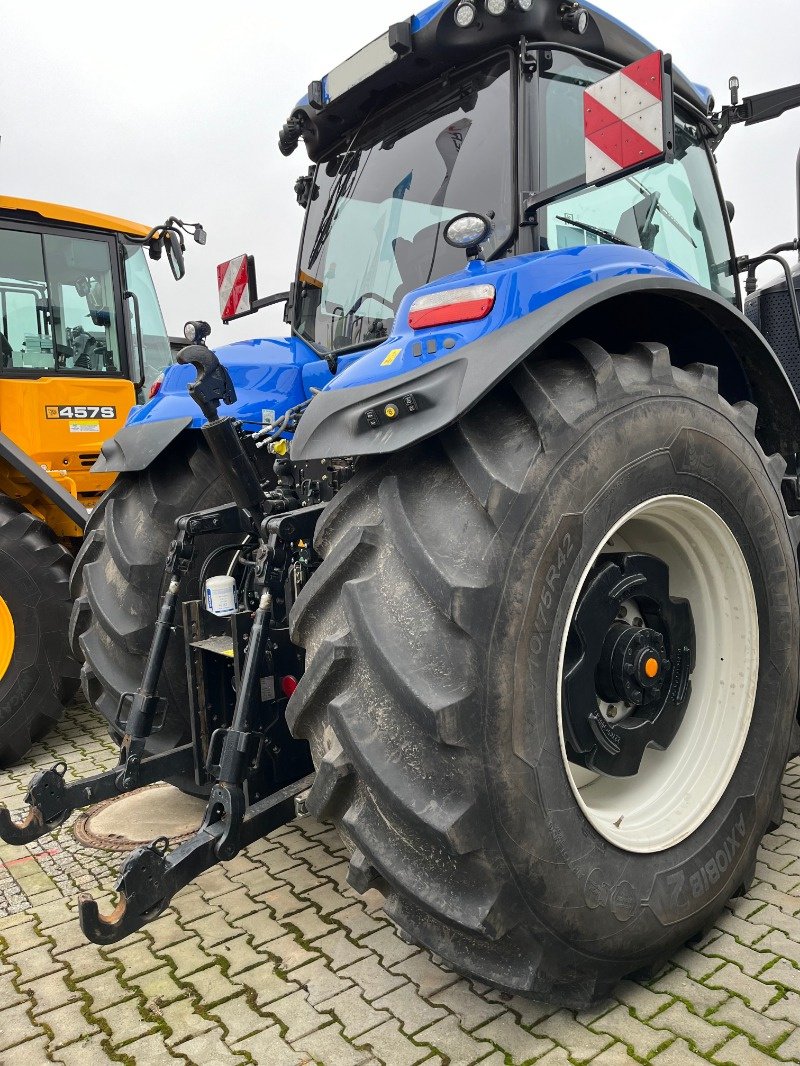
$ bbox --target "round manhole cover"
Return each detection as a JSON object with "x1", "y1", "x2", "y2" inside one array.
[{"x1": 74, "y1": 783, "x2": 207, "y2": 852}]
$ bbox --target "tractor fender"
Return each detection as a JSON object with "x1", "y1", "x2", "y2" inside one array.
[
  {"x1": 92, "y1": 417, "x2": 193, "y2": 474},
  {"x1": 290, "y1": 275, "x2": 800, "y2": 462},
  {"x1": 0, "y1": 430, "x2": 88, "y2": 531}
]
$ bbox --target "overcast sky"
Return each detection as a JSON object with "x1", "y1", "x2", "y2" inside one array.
[{"x1": 1, "y1": 1, "x2": 799, "y2": 344}]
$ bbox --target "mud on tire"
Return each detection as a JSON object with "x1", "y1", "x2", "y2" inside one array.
[{"x1": 289, "y1": 339, "x2": 800, "y2": 1007}]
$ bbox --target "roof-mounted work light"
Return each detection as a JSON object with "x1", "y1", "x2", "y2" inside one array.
[
  {"x1": 560, "y1": 2, "x2": 589, "y2": 34},
  {"x1": 512, "y1": 0, "x2": 534, "y2": 10},
  {"x1": 485, "y1": 0, "x2": 509, "y2": 15},
  {"x1": 454, "y1": 1, "x2": 478, "y2": 27}
]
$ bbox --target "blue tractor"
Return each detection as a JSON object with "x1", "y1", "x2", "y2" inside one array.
[{"x1": 8, "y1": 0, "x2": 800, "y2": 1006}]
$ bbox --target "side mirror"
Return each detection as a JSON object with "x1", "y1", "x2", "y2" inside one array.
[
  {"x1": 165, "y1": 232, "x2": 186, "y2": 281},
  {"x1": 217, "y1": 253, "x2": 289, "y2": 323}
]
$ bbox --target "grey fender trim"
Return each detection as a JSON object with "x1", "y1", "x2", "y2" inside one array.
[
  {"x1": 0, "y1": 430, "x2": 88, "y2": 531},
  {"x1": 290, "y1": 276, "x2": 800, "y2": 461},
  {"x1": 92, "y1": 417, "x2": 193, "y2": 474}
]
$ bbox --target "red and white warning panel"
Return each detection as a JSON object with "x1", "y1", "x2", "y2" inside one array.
[
  {"x1": 217, "y1": 254, "x2": 256, "y2": 323},
  {"x1": 584, "y1": 52, "x2": 673, "y2": 186}
]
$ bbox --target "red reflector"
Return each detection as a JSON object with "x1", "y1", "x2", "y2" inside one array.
[
  {"x1": 147, "y1": 375, "x2": 164, "y2": 400},
  {"x1": 409, "y1": 297, "x2": 494, "y2": 330},
  {"x1": 281, "y1": 675, "x2": 298, "y2": 698}
]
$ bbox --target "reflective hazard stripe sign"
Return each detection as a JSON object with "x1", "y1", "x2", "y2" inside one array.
[
  {"x1": 584, "y1": 52, "x2": 671, "y2": 185},
  {"x1": 217, "y1": 254, "x2": 253, "y2": 322}
]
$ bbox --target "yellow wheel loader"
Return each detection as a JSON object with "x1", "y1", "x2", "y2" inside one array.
[{"x1": 0, "y1": 196, "x2": 204, "y2": 765}]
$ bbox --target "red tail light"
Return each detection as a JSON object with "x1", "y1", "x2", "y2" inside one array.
[
  {"x1": 408, "y1": 284, "x2": 496, "y2": 330},
  {"x1": 148, "y1": 373, "x2": 164, "y2": 400},
  {"x1": 281, "y1": 675, "x2": 298, "y2": 698}
]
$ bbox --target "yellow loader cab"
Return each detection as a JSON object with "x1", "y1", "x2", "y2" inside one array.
[{"x1": 0, "y1": 196, "x2": 202, "y2": 765}]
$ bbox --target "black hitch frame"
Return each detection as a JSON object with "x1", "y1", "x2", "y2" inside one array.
[{"x1": 0, "y1": 411, "x2": 325, "y2": 943}]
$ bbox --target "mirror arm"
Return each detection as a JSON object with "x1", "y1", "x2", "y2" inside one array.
[
  {"x1": 123, "y1": 290, "x2": 146, "y2": 389},
  {"x1": 251, "y1": 291, "x2": 290, "y2": 312}
]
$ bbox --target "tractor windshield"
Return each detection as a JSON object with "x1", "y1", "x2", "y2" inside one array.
[{"x1": 296, "y1": 55, "x2": 514, "y2": 355}]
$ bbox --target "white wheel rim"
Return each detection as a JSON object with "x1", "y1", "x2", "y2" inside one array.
[{"x1": 557, "y1": 495, "x2": 759, "y2": 854}]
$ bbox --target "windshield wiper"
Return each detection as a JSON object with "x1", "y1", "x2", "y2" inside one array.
[{"x1": 555, "y1": 216, "x2": 632, "y2": 247}]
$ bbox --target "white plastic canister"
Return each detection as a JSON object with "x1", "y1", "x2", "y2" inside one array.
[{"x1": 204, "y1": 575, "x2": 238, "y2": 617}]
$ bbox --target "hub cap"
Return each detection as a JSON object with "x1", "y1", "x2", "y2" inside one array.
[
  {"x1": 563, "y1": 553, "x2": 695, "y2": 778},
  {"x1": 557, "y1": 496, "x2": 759, "y2": 854}
]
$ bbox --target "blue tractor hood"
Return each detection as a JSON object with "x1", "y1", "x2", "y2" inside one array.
[{"x1": 281, "y1": 0, "x2": 713, "y2": 162}]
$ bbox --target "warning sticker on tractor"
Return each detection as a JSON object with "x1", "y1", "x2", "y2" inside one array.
[
  {"x1": 45, "y1": 405, "x2": 117, "y2": 420},
  {"x1": 69, "y1": 421, "x2": 101, "y2": 434}
]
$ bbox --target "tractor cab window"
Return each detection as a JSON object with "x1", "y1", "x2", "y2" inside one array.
[
  {"x1": 296, "y1": 55, "x2": 513, "y2": 355},
  {"x1": 535, "y1": 52, "x2": 737, "y2": 304}
]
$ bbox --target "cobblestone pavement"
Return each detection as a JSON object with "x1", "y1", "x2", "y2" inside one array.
[{"x1": 3, "y1": 701, "x2": 800, "y2": 1064}]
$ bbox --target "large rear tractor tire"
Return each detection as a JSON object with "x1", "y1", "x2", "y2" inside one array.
[
  {"x1": 69, "y1": 433, "x2": 230, "y2": 767},
  {"x1": 0, "y1": 496, "x2": 79, "y2": 767},
  {"x1": 289, "y1": 339, "x2": 800, "y2": 1007}
]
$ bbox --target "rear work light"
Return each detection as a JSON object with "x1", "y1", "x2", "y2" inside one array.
[{"x1": 408, "y1": 284, "x2": 496, "y2": 330}]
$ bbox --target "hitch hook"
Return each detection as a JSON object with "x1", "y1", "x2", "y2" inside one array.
[
  {"x1": 79, "y1": 836, "x2": 171, "y2": 945},
  {"x1": 0, "y1": 762, "x2": 70, "y2": 845}
]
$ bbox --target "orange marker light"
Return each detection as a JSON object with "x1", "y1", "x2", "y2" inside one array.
[{"x1": 645, "y1": 658, "x2": 659, "y2": 679}]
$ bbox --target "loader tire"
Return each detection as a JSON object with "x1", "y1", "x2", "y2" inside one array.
[
  {"x1": 289, "y1": 340, "x2": 800, "y2": 1007},
  {"x1": 69, "y1": 433, "x2": 230, "y2": 773},
  {"x1": 0, "y1": 496, "x2": 79, "y2": 767}
]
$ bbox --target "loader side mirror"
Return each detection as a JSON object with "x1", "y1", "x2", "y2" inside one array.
[{"x1": 164, "y1": 232, "x2": 186, "y2": 281}]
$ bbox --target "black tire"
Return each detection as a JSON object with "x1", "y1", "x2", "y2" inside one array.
[
  {"x1": 69, "y1": 432, "x2": 231, "y2": 768},
  {"x1": 0, "y1": 495, "x2": 79, "y2": 767},
  {"x1": 289, "y1": 339, "x2": 800, "y2": 1007}
]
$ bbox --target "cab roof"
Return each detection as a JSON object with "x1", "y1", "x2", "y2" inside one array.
[
  {"x1": 285, "y1": 0, "x2": 713, "y2": 162},
  {"x1": 0, "y1": 196, "x2": 151, "y2": 238}
]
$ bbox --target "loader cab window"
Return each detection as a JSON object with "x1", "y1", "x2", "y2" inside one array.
[
  {"x1": 121, "y1": 242, "x2": 172, "y2": 387},
  {"x1": 0, "y1": 225, "x2": 123, "y2": 374},
  {"x1": 42, "y1": 233, "x2": 122, "y2": 373},
  {"x1": 296, "y1": 55, "x2": 514, "y2": 355},
  {"x1": 535, "y1": 52, "x2": 737, "y2": 304}
]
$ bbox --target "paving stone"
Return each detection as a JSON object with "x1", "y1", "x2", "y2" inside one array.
[
  {"x1": 429, "y1": 980, "x2": 505, "y2": 1031},
  {"x1": 180, "y1": 1026, "x2": 252, "y2": 1064},
  {"x1": 704, "y1": 962, "x2": 773, "y2": 1010},
  {"x1": 761, "y1": 958, "x2": 800, "y2": 995},
  {"x1": 590, "y1": 1043, "x2": 652, "y2": 1064},
  {"x1": 653, "y1": 1002, "x2": 731, "y2": 1054},
  {"x1": 0, "y1": 1001, "x2": 41, "y2": 1051},
  {"x1": 614, "y1": 979, "x2": 673, "y2": 1020},
  {"x1": 7, "y1": 943, "x2": 64, "y2": 983},
  {"x1": 472, "y1": 1014, "x2": 554, "y2": 1065},
  {"x1": 714, "y1": 1033, "x2": 789, "y2": 1066},
  {"x1": 711, "y1": 996, "x2": 791, "y2": 1048},
  {"x1": 359, "y1": 926, "x2": 418, "y2": 968},
  {"x1": 774, "y1": 1026, "x2": 800, "y2": 1062},
  {"x1": 187, "y1": 909, "x2": 245, "y2": 949},
  {"x1": 286, "y1": 905, "x2": 336, "y2": 942},
  {"x1": 167, "y1": 937, "x2": 214, "y2": 980},
  {"x1": 373, "y1": 983, "x2": 448, "y2": 1036},
  {"x1": 293, "y1": 957, "x2": 354, "y2": 1005},
  {"x1": 532, "y1": 1008, "x2": 614, "y2": 1060},
  {"x1": 672, "y1": 946, "x2": 725, "y2": 982},
  {"x1": 766, "y1": 988, "x2": 800, "y2": 1025},
  {"x1": 24, "y1": 972, "x2": 81, "y2": 1018},
  {"x1": 216, "y1": 934, "x2": 266, "y2": 976},
  {"x1": 231, "y1": 907, "x2": 287, "y2": 946},
  {"x1": 652, "y1": 1037, "x2": 715, "y2": 1064},
  {"x1": 264, "y1": 931, "x2": 322, "y2": 973},
  {"x1": 240, "y1": 960, "x2": 301, "y2": 1006},
  {"x1": 291, "y1": 1021, "x2": 373, "y2": 1065},
  {"x1": 701, "y1": 933, "x2": 777, "y2": 978},
  {"x1": 358, "y1": 1018, "x2": 439, "y2": 1066},
  {"x1": 159, "y1": 994, "x2": 217, "y2": 1046},
  {"x1": 121, "y1": 1032, "x2": 188, "y2": 1063},
  {"x1": 389, "y1": 953, "x2": 458, "y2": 999},
  {"x1": 77, "y1": 969, "x2": 132, "y2": 1012},
  {"x1": 233, "y1": 1023, "x2": 307, "y2": 1064},
  {"x1": 320, "y1": 987, "x2": 392, "y2": 1038},
  {"x1": 207, "y1": 992, "x2": 271, "y2": 1044},
  {"x1": 415, "y1": 1014, "x2": 496, "y2": 1066},
  {"x1": 135, "y1": 965, "x2": 190, "y2": 1007},
  {"x1": 95, "y1": 996, "x2": 158, "y2": 1046},
  {"x1": 343, "y1": 955, "x2": 408, "y2": 1001},
  {"x1": 590, "y1": 1004, "x2": 670, "y2": 1059},
  {"x1": 39, "y1": 997, "x2": 99, "y2": 1048},
  {"x1": 181, "y1": 961, "x2": 241, "y2": 1006}
]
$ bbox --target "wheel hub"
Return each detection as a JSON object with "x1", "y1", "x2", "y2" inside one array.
[{"x1": 562, "y1": 553, "x2": 695, "y2": 778}]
